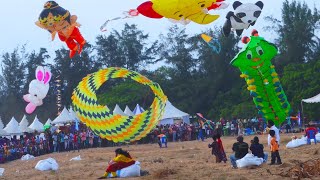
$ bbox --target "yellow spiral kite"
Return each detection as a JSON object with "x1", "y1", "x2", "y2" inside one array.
[{"x1": 71, "y1": 67, "x2": 167, "y2": 143}]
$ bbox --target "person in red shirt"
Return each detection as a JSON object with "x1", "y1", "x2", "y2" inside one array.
[
  {"x1": 305, "y1": 124, "x2": 318, "y2": 145},
  {"x1": 216, "y1": 133, "x2": 227, "y2": 162},
  {"x1": 73, "y1": 132, "x2": 79, "y2": 152}
]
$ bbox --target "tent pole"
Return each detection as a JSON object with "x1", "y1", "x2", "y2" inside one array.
[{"x1": 300, "y1": 101, "x2": 304, "y2": 129}]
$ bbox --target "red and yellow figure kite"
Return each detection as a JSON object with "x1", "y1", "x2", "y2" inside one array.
[{"x1": 35, "y1": 1, "x2": 86, "y2": 58}]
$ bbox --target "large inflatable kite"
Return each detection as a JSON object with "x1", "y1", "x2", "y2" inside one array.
[
  {"x1": 223, "y1": 1, "x2": 264, "y2": 37},
  {"x1": 137, "y1": 0, "x2": 228, "y2": 25},
  {"x1": 100, "y1": 0, "x2": 228, "y2": 32},
  {"x1": 35, "y1": 1, "x2": 86, "y2": 58},
  {"x1": 23, "y1": 66, "x2": 52, "y2": 114},
  {"x1": 230, "y1": 30, "x2": 291, "y2": 126},
  {"x1": 71, "y1": 67, "x2": 167, "y2": 143}
]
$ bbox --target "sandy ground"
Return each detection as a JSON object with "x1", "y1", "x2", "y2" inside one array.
[{"x1": 0, "y1": 133, "x2": 319, "y2": 180}]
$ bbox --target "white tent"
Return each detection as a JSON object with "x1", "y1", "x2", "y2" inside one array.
[
  {"x1": 302, "y1": 93, "x2": 320, "y2": 103},
  {"x1": 28, "y1": 116, "x2": 44, "y2": 132},
  {"x1": 69, "y1": 108, "x2": 79, "y2": 121},
  {"x1": 301, "y1": 92, "x2": 320, "y2": 127},
  {"x1": 4, "y1": 117, "x2": 21, "y2": 134},
  {"x1": 159, "y1": 101, "x2": 190, "y2": 125},
  {"x1": 45, "y1": 118, "x2": 52, "y2": 125},
  {"x1": 0, "y1": 118, "x2": 4, "y2": 129},
  {"x1": 0, "y1": 117, "x2": 7, "y2": 135},
  {"x1": 124, "y1": 106, "x2": 134, "y2": 116},
  {"x1": 19, "y1": 115, "x2": 31, "y2": 132},
  {"x1": 133, "y1": 104, "x2": 144, "y2": 115},
  {"x1": 113, "y1": 104, "x2": 126, "y2": 116},
  {"x1": 52, "y1": 107, "x2": 74, "y2": 124}
]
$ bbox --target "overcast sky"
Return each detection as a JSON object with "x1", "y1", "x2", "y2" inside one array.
[{"x1": 0, "y1": 0, "x2": 318, "y2": 66}]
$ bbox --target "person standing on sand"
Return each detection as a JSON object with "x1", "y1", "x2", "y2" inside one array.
[
  {"x1": 216, "y1": 133, "x2": 227, "y2": 162},
  {"x1": 267, "y1": 121, "x2": 280, "y2": 147},
  {"x1": 269, "y1": 130, "x2": 282, "y2": 165},
  {"x1": 208, "y1": 135, "x2": 227, "y2": 163}
]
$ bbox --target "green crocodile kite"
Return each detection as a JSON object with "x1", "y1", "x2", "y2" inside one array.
[{"x1": 230, "y1": 30, "x2": 291, "y2": 127}]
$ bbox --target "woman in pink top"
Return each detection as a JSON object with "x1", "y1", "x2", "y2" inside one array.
[{"x1": 81, "y1": 131, "x2": 86, "y2": 148}]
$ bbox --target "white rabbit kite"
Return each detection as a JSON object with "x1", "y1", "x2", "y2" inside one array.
[{"x1": 23, "y1": 66, "x2": 52, "y2": 114}]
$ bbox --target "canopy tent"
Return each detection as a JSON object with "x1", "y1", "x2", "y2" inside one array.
[
  {"x1": 113, "y1": 104, "x2": 126, "y2": 116},
  {"x1": 133, "y1": 104, "x2": 144, "y2": 115},
  {"x1": 69, "y1": 108, "x2": 79, "y2": 121},
  {"x1": 0, "y1": 118, "x2": 4, "y2": 129},
  {"x1": 0, "y1": 117, "x2": 7, "y2": 135},
  {"x1": 19, "y1": 115, "x2": 31, "y2": 132},
  {"x1": 52, "y1": 107, "x2": 74, "y2": 124},
  {"x1": 159, "y1": 101, "x2": 190, "y2": 125},
  {"x1": 302, "y1": 93, "x2": 320, "y2": 103},
  {"x1": 28, "y1": 116, "x2": 44, "y2": 132},
  {"x1": 301, "y1": 92, "x2": 320, "y2": 127},
  {"x1": 124, "y1": 105, "x2": 134, "y2": 116},
  {"x1": 45, "y1": 118, "x2": 52, "y2": 125},
  {"x1": 4, "y1": 117, "x2": 21, "y2": 135}
]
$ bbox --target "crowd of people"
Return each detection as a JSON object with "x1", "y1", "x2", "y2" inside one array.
[
  {"x1": 0, "y1": 117, "x2": 316, "y2": 165},
  {"x1": 0, "y1": 122, "x2": 103, "y2": 163}
]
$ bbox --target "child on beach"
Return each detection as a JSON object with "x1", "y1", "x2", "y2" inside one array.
[
  {"x1": 269, "y1": 130, "x2": 282, "y2": 165},
  {"x1": 208, "y1": 135, "x2": 227, "y2": 163}
]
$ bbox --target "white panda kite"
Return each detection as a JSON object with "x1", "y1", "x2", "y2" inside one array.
[{"x1": 222, "y1": 1, "x2": 264, "y2": 37}]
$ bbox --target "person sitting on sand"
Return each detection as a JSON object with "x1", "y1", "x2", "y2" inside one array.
[
  {"x1": 208, "y1": 135, "x2": 227, "y2": 163},
  {"x1": 99, "y1": 148, "x2": 135, "y2": 179},
  {"x1": 230, "y1": 136, "x2": 248, "y2": 168},
  {"x1": 250, "y1": 136, "x2": 268, "y2": 162}
]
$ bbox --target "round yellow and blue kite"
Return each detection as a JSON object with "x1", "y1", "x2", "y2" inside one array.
[{"x1": 71, "y1": 67, "x2": 167, "y2": 143}]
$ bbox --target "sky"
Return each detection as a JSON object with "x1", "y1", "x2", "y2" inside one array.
[{"x1": 0, "y1": 0, "x2": 319, "y2": 68}]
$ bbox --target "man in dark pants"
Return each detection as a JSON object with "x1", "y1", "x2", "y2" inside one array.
[{"x1": 269, "y1": 130, "x2": 282, "y2": 165}]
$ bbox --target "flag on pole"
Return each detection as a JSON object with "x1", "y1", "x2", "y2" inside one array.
[
  {"x1": 297, "y1": 111, "x2": 301, "y2": 127},
  {"x1": 75, "y1": 118, "x2": 79, "y2": 131}
]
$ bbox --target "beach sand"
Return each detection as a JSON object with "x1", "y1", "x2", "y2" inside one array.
[{"x1": 0, "y1": 133, "x2": 319, "y2": 180}]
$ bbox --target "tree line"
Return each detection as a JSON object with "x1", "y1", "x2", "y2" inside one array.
[{"x1": 0, "y1": 0, "x2": 319, "y2": 124}]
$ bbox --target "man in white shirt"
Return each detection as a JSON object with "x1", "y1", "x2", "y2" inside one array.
[{"x1": 267, "y1": 120, "x2": 280, "y2": 146}]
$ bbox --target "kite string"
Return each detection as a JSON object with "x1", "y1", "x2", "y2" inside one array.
[{"x1": 100, "y1": 10, "x2": 140, "y2": 32}]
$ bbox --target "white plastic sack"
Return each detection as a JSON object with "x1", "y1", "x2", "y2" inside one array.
[
  {"x1": 108, "y1": 161, "x2": 141, "y2": 178},
  {"x1": 70, "y1": 155, "x2": 81, "y2": 161},
  {"x1": 21, "y1": 154, "x2": 35, "y2": 161},
  {"x1": 286, "y1": 137, "x2": 307, "y2": 148},
  {"x1": 35, "y1": 158, "x2": 59, "y2": 171},
  {"x1": 0, "y1": 168, "x2": 4, "y2": 176},
  {"x1": 236, "y1": 153, "x2": 263, "y2": 168},
  {"x1": 316, "y1": 133, "x2": 320, "y2": 142}
]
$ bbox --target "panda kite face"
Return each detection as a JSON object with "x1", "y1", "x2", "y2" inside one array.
[{"x1": 233, "y1": 1, "x2": 264, "y2": 24}]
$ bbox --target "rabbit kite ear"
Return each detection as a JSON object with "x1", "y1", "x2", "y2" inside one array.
[
  {"x1": 36, "y1": 66, "x2": 45, "y2": 81},
  {"x1": 43, "y1": 67, "x2": 52, "y2": 84}
]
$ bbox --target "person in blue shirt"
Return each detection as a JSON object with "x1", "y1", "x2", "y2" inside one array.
[{"x1": 60, "y1": 132, "x2": 65, "y2": 152}]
